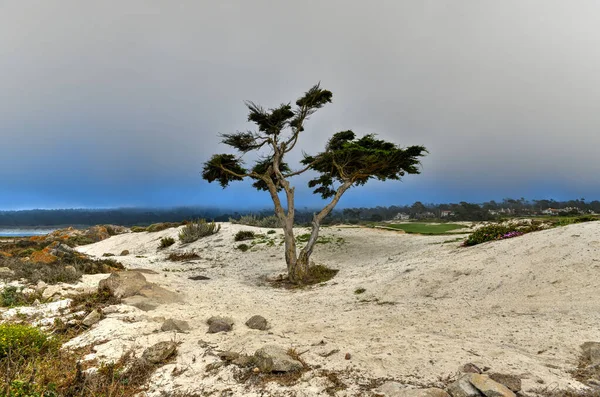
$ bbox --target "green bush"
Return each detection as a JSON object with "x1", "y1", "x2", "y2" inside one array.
[
  {"x1": 0, "y1": 324, "x2": 56, "y2": 360},
  {"x1": 236, "y1": 243, "x2": 249, "y2": 252},
  {"x1": 464, "y1": 224, "x2": 522, "y2": 246},
  {"x1": 131, "y1": 226, "x2": 147, "y2": 233},
  {"x1": 234, "y1": 230, "x2": 255, "y2": 241},
  {"x1": 0, "y1": 286, "x2": 35, "y2": 307},
  {"x1": 179, "y1": 219, "x2": 220, "y2": 243},
  {"x1": 267, "y1": 230, "x2": 276, "y2": 234},
  {"x1": 146, "y1": 222, "x2": 181, "y2": 233},
  {"x1": 230, "y1": 215, "x2": 281, "y2": 228},
  {"x1": 159, "y1": 237, "x2": 175, "y2": 249}
]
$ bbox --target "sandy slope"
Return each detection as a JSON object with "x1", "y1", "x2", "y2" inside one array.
[{"x1": 72, "y1": 222, "x2": 600, "y2": 396}]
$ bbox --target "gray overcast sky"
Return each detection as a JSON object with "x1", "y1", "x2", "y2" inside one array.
[{"x1": 1, "y1": 1, "x2": 599, "y2": 209}]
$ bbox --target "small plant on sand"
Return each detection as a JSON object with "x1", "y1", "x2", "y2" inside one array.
[
  {"x1": 0, "y1": 286, "x2": 40, "y2": 308},
  {"x1": 464, "y1": 224, "x2": 524, "y2": 246},
  {"x1": 267, "y1": 230, "x2": 276, "y2": 234},
  {"x1": 167, "y1": 251, "x2": 200, "y2": 261},
  {"x1": 354, "y1": 288, "x2": 366, "y2": 295},
  {"x1": 159, "y1": 237, "x2": 176, "y2": 249},
  {"x1": 179, "y1": 219, "x2": 221, "y2": 244},
  {"x1": 237, "y1": 243, "x2": 250, "y2": 252},
  {"x1": 234, "y1": 230, "x2": 255, "y2": 241}
]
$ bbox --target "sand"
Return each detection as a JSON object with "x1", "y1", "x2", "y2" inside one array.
[{"x1": 67, "y1": 221, "x2": 600, "y2": 396}]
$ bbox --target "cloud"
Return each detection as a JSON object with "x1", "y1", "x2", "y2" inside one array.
[{"x1": 1, "y1": 1, "x2": 599, "y2": 209}]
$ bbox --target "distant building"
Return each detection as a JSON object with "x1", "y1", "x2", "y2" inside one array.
[
  {"x1": 440, "y1": 210, "x2": 454, "y2": 218},
  {"x1": 394, "y1": 212, "x2": 410, "y2": 221}
]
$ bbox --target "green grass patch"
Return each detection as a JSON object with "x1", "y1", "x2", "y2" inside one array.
[{"x1": 384, "y1": 223, "x2": 465, "y2": 235}]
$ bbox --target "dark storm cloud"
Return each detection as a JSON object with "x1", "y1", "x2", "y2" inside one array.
[{"x1": 1, "y1": 1, "x2": 599, "y2": 209}]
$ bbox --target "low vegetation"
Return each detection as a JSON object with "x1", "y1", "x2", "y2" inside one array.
[
  {"x1": 167, "y1": 251, "x2": 200, "y2": 261},
  {"x1": 234, "y1": 230, "x2": 255, "y2": 241},
  {"x1": 1, "y1": 285, "x2": 42, "y2": 308},
  {"x1": 178, "y1": 219, "x2": 220, "y2": 243},
  {"x1": 237, "y1": 243, "x2": 250, "y2": 252},
  {"x1": 230, "y1": 214, "x2": 281, "y2": 228},
  {"x1": 382, "y1": 223, "x2": 465, "y2": 235},
  {"x1": 159, "y1": 237, "x2": 175, "y2": 249}
]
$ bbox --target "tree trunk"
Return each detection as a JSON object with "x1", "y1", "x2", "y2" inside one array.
[{"x1": 288, "y1": 217, "x2": 321, "y2": 283}]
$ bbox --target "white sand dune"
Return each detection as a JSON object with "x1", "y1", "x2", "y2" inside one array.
[{"x1": 72, "y1": 222, "x2": 600, "y2": 396}]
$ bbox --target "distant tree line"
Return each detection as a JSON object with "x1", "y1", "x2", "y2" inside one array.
[{"x1": 0, "y1": 198, "x2": 598, "y2": 227}]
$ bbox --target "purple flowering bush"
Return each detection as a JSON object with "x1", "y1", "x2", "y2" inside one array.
[{"x1": 464, "y1": 224, "x2": 527, "y2": 246}]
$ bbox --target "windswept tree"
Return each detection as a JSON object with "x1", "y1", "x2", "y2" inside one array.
[{"x1": 203, "y1": 84, "x2": 427, "y2": 284}]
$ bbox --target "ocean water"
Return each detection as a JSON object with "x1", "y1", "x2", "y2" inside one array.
[{"x1": 0, "y1": 228, "x2": 56, "y2": 237}]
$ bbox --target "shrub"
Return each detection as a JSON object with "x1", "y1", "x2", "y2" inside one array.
[
  {"x1": 464, "y1": 224, "x2": 524, "y2": 246},
  {"x1": 0, "y1": 324, "x2": 56, "y2": 360},
  {"x1": 234, "y1": 230, "x2": 255, "y2": 241},
  {"x1": 159, "y1": 237, "x2": 175, "y2": 249},
  {"x1": 167, "y1": 252, "x2": 200, "y2": 261},
  {"x1": 179, "y1": 219, "x2": 221, "y2": 243},
  {"x1": 230, "y1": 214, "x2": 281, "y2": 228},
  {"x1": 0, "y1": 286, "x2": 39, "y2": 307},
  {"x1": 237, "y1": 243, "x2": 250, "y2": 252},
  {"x1": 131, "y1": 226, "x2": 147, "y2": 233},
  {"x1": 146, "y1": 222, "x2": 181, "y2": 233},
  {"x1": 267, "y1": 230, "x2": 276, "y2": 234}
]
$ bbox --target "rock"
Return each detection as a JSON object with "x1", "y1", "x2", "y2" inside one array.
[
  {"x1": 84, "y1": 226, "x2": 111, "y2": 242},
  {"x1": 380, "y1": 388, "x2": 449, "y2": 397},
  {"x1": 468, "y1": 374, "x2": 516, "y2": 397},
  {"x1": 345, "y1": 352, "x2": 352, "y2": 360},
  {"x1": 207, "y1": 316, "x2": 234, "y2": 333},
  {"x1": 461, "y1": 363, "x2": 482, "y2": 374},
  {"x1": 161, "y1": 319, "x2": 190, "y2": 332},
  {"x1": 581, "y1": 342, "x2": 600, "y2": 365},
  {"x1": 189, "y1": 275, "x2": 210, "y2": 281},
  {"x1": 64, "y1": 265, "x2": 78, "y2": 275},
  {"x1": 120, "y1": 250, "x2": 130, "y2": 256},
  {"x1": 122, "y1": 296, "x2": 160, "y2": 311},
  {"x1": 375, "y1": 382, "x2": 407, "y2": 395},
  {"x1": 0, "y1": 267, "x2": 15, "y2": 278},
  {"x1": 253, "y1": 345, "x2": 303, "y2": 373},
  {"x1": 82, "y1": 309, "x2": 102, "y2": 327},
  {"x1": 488, "y1": 373, "x2": 521, "y2": 392},
  {"x1": 142, "y1": 341, "x2": 177, "y2": 364},
  {"x1": 245, "y1": 315, "x2": 268, "y2": 330},
  {"x1": 448, "y1": 375, "x2": 483, "y2": 397},
  {"x1": 35, "y1": 280, "x2": 47, "y2": 292},
  {"x1": 98, "y1": 271, "x2": 148, "y2": 298}
]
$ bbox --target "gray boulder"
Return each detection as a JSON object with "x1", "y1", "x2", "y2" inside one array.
[
  {"x1": 120, "y1": 250, "x2": 130, "y2": 256},
  {"x1": 207, "y1": 316, "x2": 234, "y2": 333},
  {"x1": 245, "y1": 315, "x2": 269, "y2": 330},
  {"x1": 468, "y1": 374, "x2": 516, "y2": 397},
  {"x1": 161, "y1": 319, "x2": 190, "y2": 332},
  {"x1": 488, "y1": 373, "x2": 521, "y2": 393},
  {"x1": 142, "y1": 341, "x2": 177, "y2": 364},
  {"x1": 82, "y1": 309, "x2": 102, "y2": 327},
  {"x1": 99, "y1": 271, "x2": 148, "y2": 298},
  {"x1": 0, "y1": 267, "x2": 15, "y2": 278},
  {"x1": 448, "y1": 375, "x2": 483, "y2": 397},
  {"x1": 122, "y1": 296, "x2": 160, "y2": 311},
  {"x1": 253, "y1": 345, "x2": 303, "y2": 373}
]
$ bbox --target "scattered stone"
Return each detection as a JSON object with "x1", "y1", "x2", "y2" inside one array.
[
  {"x1": 142, "y1": 341, "x2": 177, "y2": 364},
  {"x1": 461, "y1": 363, "x2": 483, "y2": 374},
  {"x1": 468, "y1": 374, "x2": 516, "y2": 397},
  {"x1": 161, "y1": 319, "x2": 191, "y2": 333},
  {"x1": 345, "y1": 352, "x2": 352, "y2": 360},
  {"x1": 205, "y1": 362, "x2": 225, "y2": 371},
  {"x1": 64, "y1": 265, "x2": 78, "y2": 275},
  {"x1": 389, "y1": 388, "x2": 450, "y2": 397},
  {"x1": 582, "y1": 342, "x2": 600, "y2": 365},
  {"x1": 245, "y1": 315, "x2": 268, "y2": 330},
  {"x1": 488, "y1": 373, "x2": 521, "y2": 392},
  {"x1": 207, "y1": 316, "x2": 234, "y2": 333},
  {"x1": 120, "y1": 250, "x2": 130, "y2": 256},
  {"x1": 35, "y1": 280, "x2": 47, "y2": 292},
  {"x1": 448, "y1": 375, "x2": 483, "y2": 397},
  {"x1": 189, "y1": 275, "x2": 210, "y2": 281},
  {"x1": 253, "y1": 345, "x2": 303, "y2": 373},
  {"x1": 99, "y1": 271, "x2": 148, "y2": 298},
  {"x1": 0, "y1": 267, "x2": 15, "y2": 278},
  {"x1": 82, "y1": 309, "x2": 102, "y2": 327},
  {"x1": 102, "y1": 253, "x2": 115, "y2": 257}
]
